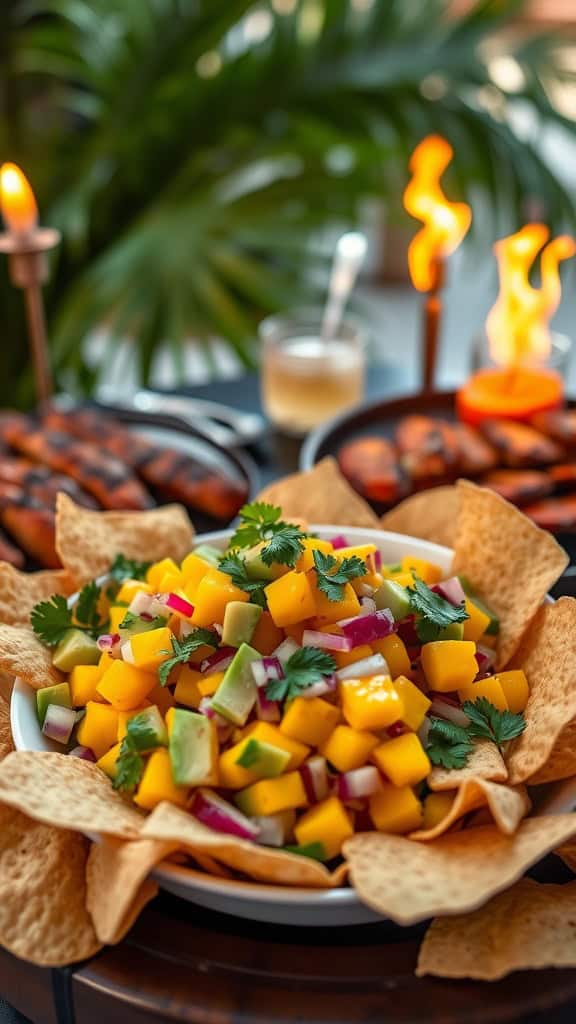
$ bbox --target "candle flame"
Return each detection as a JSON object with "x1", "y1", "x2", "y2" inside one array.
[
  {"x1": 403, "y1": 135, "x2": 471, "y2": 292},
  {"x1": 486, "y1": 224, "x2": 576, "y2": 367},
  {"x1": 0, "y1": 162, "x2": 38, "y2": 236}
]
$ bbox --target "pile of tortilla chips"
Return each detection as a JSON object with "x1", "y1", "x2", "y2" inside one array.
[{"x1": 1, "y1": 463, "x2": 576, "y2": 982}]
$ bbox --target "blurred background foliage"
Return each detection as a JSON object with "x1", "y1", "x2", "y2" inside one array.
[{"x1": 1, "y1": 0, "x2": 576, "y2": 404}]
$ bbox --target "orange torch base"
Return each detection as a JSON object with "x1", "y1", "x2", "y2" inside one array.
[{"x1": 456, "y1": 366, "x2": 564, "y2": 427}]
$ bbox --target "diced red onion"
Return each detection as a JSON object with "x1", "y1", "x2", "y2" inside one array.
[
  {"x1": 336, "y1": 765, "x2": 381, "y2": 801},
  {"x1": 357, "y1": 584, "x2": 376, "y2": 598},
  {"x1": 256, "y1": 689, "x2": 281, "y2": 722},
  {"x1": 191, "y1": 789, "x2": 260, "y2": 841},
  {"x1": 386, "y1": 721, "x2": 406, "y2": 738},
  {"x1": 163, "y1": 592, "x2": 194, "y2": 619},
  {"x1": 339, "y1": 609, "x2": 395, "y2": 647},
  {"x1": 299, "y1": 756, "x2": 329, "y2": 803},
  {"x1": 433, "y1": 577, "x2": 466, "y2": 606},
  {"x1": 213, "y1": 623, "x2": 223, "y2": 638},
  {"x1": 336, "y1": 652, "x2": 388, "y2": 681},
  {"x1": 329, "y1": 535, "x2": 349, "y2": 550},
  {"x1": 302, "y1": 629, "x2": 352, "y2": 652},
  {"x1": 429, "y1": 691, "x2": 459, "y2": 706},
  {"x1": 69, "y1": 744, "x2": 97, "y2": 762},
  {"x1": 42, "y1": 704, "x2": 76, "y2": 745},
  {"x1": 299, "y1": 673, "x2": 337, "y2": 699},
  {"x1": 396, "y1": 617, "x2": 420, "y2": 647},
  {"x1": 179, "y1": 621, "x2": 194, "y2": 638},
  {"x1": 128, "y1": 591, "x2": 154, "y2": 616},
  {"x1": 359, "y1": 596, "x2": 377, "y2": 614},
  {"x1": 198, "y1": 697, "x2": 230, "y2": 728},
  {"x1": 148, "y1": 595, "x2": 174, "y2": 619},
  {"x1": 273, "y1": 638, "x2": 300, "y2": 664},
  {"x1": 476, "y1": 645, "x2": 496, "y2": 671},
  {"x1": 200, "y1": 647, "x2": 235, "y2": 674},
  {"x1": 417, "y1": 718, "x2": 431, "y2": 746},
  {"x1": 97, "y1": 632, "x2": 120, "y2": 653},
  {"x1": 429, "y1": 697, "x2": 470, "y2": 728},
  {"x1": 121, "y1": 639, "x2": 135, "y2": 664},
  {"x1": 251, "y1": 657, "x2": 283, "y2": 688},
  {"x1": 374, "y1": 550, "x2": 382, "y2": 571},
  {"x1": 251, "y1": 813, "x2": 291, "y2": 847}
]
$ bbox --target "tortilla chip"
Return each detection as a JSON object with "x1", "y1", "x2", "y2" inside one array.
[
  {"x1": 380, "y1": 486, "x2": 458, "y2": 549},
  {"x1": 0, "y1": 563, "x2": 76, "y2": 627},
  {"x1": 141, "y1": 801, "x2": 340, "y2": 888},
  {"x1": 410, "y1": 782, "x2": 530, "y2": 841},
  {"x1": 452, "y1": 480, "x2": 568, "y2": 668},
  {"x1": 0, "y1": 624, "x2": 63, "y2": 690},
  {"x1": 0, "y1": 751, "x2": 143, "y2": 839},
  {"x1": 0, "y1": 696, "x2": 13, "y2": 762},
  {"x1": 506, "y1": 598, "x2": 576, "y2": 785},
  {"x1": 55, "y1": 493, "x2": 195, "y2": 586},
  {"x1": 256, "y1": 457, "x2": 379, "y2": 530},
  {"x1": 429, "y1": 740, "x2": 507, "y2": 790},
  {"x1": 416, "y1": 878, "x2": 576, "y2": 980},
  {"x1": 0, "y1": 804, "x2": 101, "y2": 966},
  {"x1": 189, "y1": 852, "x2": 233, "y2": 878},
  {"x1": 87, "y1": 837, "x2": 176, "y2": 944},
  {"x1": 343, "y1": 815, "x2": 576, "y2": 925}
]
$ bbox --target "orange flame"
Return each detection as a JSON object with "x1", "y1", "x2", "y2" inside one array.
[
  {"x1": 486, "y1": 224, "x2": 576, "y2": 367},
  {"x1": 0, "y1": 162, "x2": 38, "y2": 236},
  {"x1": 403, "y1": 135, "x2": 471, "y2": 292}
]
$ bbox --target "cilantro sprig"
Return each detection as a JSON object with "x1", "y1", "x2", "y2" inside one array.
[
  {"x1": 109, "y1": 554, "x2": 152, "y2": 584},
  {"x1": 113, "y1": 712, "x2": 163, "y2": 792},
  {"x1": 31, "y1": 582, "x2": 108, "y2": 647},
  {"x1": 426, "y1": 718, "x2": 473, "y2": 770},
  {"x1": 158, "y1": 628, "x2": 219, "y2": 686},
  {"x1": 218, "y1": 553, "x2": 268, "y2": 608},
  {"x1": 313, "y1": 550, "x2": 367, "y2": 602},
  {"x1": 408, "y1": 576, "x2": 469, "y2": 643},
  {"x1": 265, "y1": 647, "x2": 336, "y2": 703},
  {"x1": 426, "y1": 700, "x2": 526, "y2": 770},
  {"x1": 229, "y1": 502, "x2": 307, "y2": 568}
]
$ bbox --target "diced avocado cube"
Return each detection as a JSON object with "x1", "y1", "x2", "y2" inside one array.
[
  {"x1": 437, "y1": 621, "x2": 464, "y2": 641},
  {"x1": 192, "y1": 544, "x2": 221, "y2": 567},
  {"x1": 128, "y1": 706, "x2": 168, "y2": 750},
  {"x1": 222, "y1": 602, "x2": 262, "y2": 648},
  {"x1": 283, "y1": 842, "x2": 327, "y2": 862},
  {"x1": 373, "y1": 579, "x2": 411, "y2": 621},
  {"x1": 242, "y1": 543, "x2": 276, "y2": 581},
  {"x1": 235, "y1": 738, "x2": 290, "y2": 777},
  {"x1": 211, "y1": 643, "x2": 260, "y2": 726},
  {"x1": 118, "y1": 613, "x2": 166, "y2": 638},
  {"x1": 457, "y1": 576, "x2": 500, "y2": 635},
  {"x1": 52, "y1": 629, "x2": 100, "y2": 672},
  {"x1": 169, "y1": 708, "x2": 217, "y2": 786},
  {"x1": 36, "y1": 682, "x2": 72, "y2": 727}
]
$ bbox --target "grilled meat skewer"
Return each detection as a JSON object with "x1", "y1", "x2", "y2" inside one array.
[
  {"x1": 480, "y1": 469, "x2": 553, "y2": 506},
  {"x1": 0, "y1": 456, "x2": 98, "y2": 508},
  {"x1": 0, "y1": 482, "x2": 58, "y2": 567},
  {"x1": 338, "y1": 437, "x2": 409, "y2": 505},
  {"x1": 480, "y1": 420, "x2": 563, "y2": 467},
  {"x1": 395, "y1": 416, "x2": 460, "y2": 485}
]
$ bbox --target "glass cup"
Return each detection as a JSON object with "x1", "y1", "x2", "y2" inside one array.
[
  {"x1": 471, "y1": 330, "x2": 573, "y2": 376},
  {"x1": 259, "y1": 309, "x2": 367, "y2": 436}
]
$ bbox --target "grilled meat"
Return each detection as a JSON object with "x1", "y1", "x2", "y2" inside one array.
[
  {"x1": 549, "y1": 463, "x2": 576, "y2": 493},
  {"x1": 480, "y1": 469, "x2": 553, "y2": 505},
  {"x1": 451, "y1": 423, "x2": 499, "y2": 476},
  {"x1": 0, "y1": 482, "x2": 58, "y2": 567},
  {"x1": 531, "y1": 409, "x2": 576, "y2": 447},
  {"x1": 523, "y1": 495, "x2": 576, "y2": 533},
  {"x1": 0, "y1": 457, "x2": 98, "y2": 508},
  {"x1": 480, "y1": 420, "x2": 563, "y2": 467},
  {"x1": 395, "y1": 416, "x2": 460, "y2": 484},
  {"x1": 337, "y1": 436, "x2": 409, "y2": 506},
  {"x1": 0, "y1": 527, "x2": 25, "y2": 568},
  {"x1": 43, "y1": 407, "x2": 248, "y2": 520}
]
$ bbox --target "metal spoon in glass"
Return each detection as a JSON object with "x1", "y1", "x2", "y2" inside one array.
[{"x1": 321, "y1": 231, "x2": 368, "y2": 341}]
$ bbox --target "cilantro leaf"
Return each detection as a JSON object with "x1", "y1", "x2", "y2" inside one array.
[
  {"x1": 236, "y1": 738, "x2": 261, "y2": 768},
  {"x1": 313, "y1": 550, "x2": 367, "y2": 602},
  {"x1": 260, "y1": 525, "x2": 306, "y2": 567},
  {"x1": 426, "y1": 717, "x2": 473, "y2": 770},
  {"x1": 109, "y1": 554, "x2": 152, "y2": 583},
  {"x1": 408, "y1": 576, "x2": 469, "y2": 643},
  {"x1": 30, "y1": 595, "x2": 73, "y2": 646},
  {"x1": 75, "y1": 581, "x2": 103, "y2": 631},
  {"x1": 228, "y1": 502, "x2": 307, "y2": 568},
  {"x1": 113, "y1": 711, "x2": 164, "y2": 792},
  {"x1": 118, "y1": 612, "x2": 167, "y2": 632},
  {"x1": 218, "y1": 554, "x2": 268, "y2": 608},
  {"x1": 266, "y1": 647, "x2": 336, "y2": 703},
  {"x1": 158, "y1": 628, "x2": 219, "y2": 686},
  {"x1": 462, "y1": 698, "x2": 526, "y2": 749}
]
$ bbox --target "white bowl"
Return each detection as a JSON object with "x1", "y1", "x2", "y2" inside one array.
[{"x1": 12, "y1": 526, "x2": 456, "y2": 926}]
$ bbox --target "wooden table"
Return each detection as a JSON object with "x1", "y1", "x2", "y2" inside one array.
[{"x1": 2, "y1": 370, "x2": 576, "y2": 1023}]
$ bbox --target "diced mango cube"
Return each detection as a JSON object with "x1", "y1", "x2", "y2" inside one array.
[
  {"x1": 422, "y1": 792, "x2": 455, "y2": 831},
  {"x1": 96, "y1": 660, "x2": 157, "y2": 711},
  {"x1": 340, "y1": 674, "x2": 404, "y2": 732},
  {"x1": 369, "y1": 784, "x2": 423, "y2": 834},
  {"x1": 250, "y1": 611, "x2": 285, "y2": 655},
  {"x1": 421, "y1": 640, "x2": 478, "y2": 692},
  {"x1": 372, "y1": 733, "x2": 431, "y2": 787},
  {"x1": 117, "y1": 704, "x2": 152, "y2": 742},
  {"x1": 351, "y1": 572, "x2": 383, "y2": 594},
  {"x1": 280, "y1": 696, "x2": 340, "y2": 747},
  {"x1": 388, "y1": 571, "x2": 414, "y2": 588},
  {"x1": 320, "y1": 725, "x2": 379, "y2": 772},
  {"x1": 148, "y1": 682, "x2": 174, "y2": 716},
  {"x1": 334, "y1": 644, "x2": 373, "y2": 668},
  {"x1": 134, "y1": 748, "x2": 188, "y2": 810},
  {"x1": 493, "y1": 669, "x2": 529, "y2": 714},
  {"x1": 191, "y1": 569, "x2": 249, "y2": 628},
  {"x1": 218, "y1": 734, "x2": 288, "y2": 789},
  {"x1": 115, "y1": 579, "x2": 153, "y2": 604},
  {"x1": 393, "y1": 675, "x2": 431, "y2": 731},
  {"x1": 459, "y1": 676, "x2": 508, "y2": 712},
  {"x1": 312, "y1": 581, "x2": 360, "y2": 626},
  {"x1": 181, "y1": 552, "x2": 213, "y2": 598},
  {"x1": 463, "y1": 598, "x2": 491, "y2": 642},
  {"x1": 197, "y1": 671, "x2": 225, "y2": 698},
  {"x1": 235, "y1": 772, "x2": 308, "y2": 817},
  {"x1": 77, "y1": 702, "x2": 119, "y2": 759},
  {"x1": 70, "y1": 665, "x2": 101, "y2": 707},
  {"x1": 336, "y1": 544, "x2": 378, "y2": 575},
  {"x1": 95, "y1": 652, "x2": 115, "y2": 681},
  {"x1": 372, "y1": 635, "x2": 411, "y2": 679},
  {"x1": 147, "y1": 558, "x2": 180, "y2": 590},
  {"x1": 123, "y1": 626, "x2": 173, "y2": 672},
  {"x1": 294, "y1": 796, "x2": 354, "y2": 860},
  {"x1": 265, "y1": 571, "x2": 317, "y2": 628},
  {"x1": 296, "y1": 538, "x2": 334, "y2": 572},
  {"x1": 400, "y1": 556, "x2": 442, "y2": 585},
  {"x1": 242, "y1": 721, "x2": 309, "y2": 769},
  {"x1": 174, "y1": 665, "x2": 203, "y2": 709},
  {"x1": 97, "y1": 741, "x2": 122, "y2": 780},
  {"x1": 157, "y1": 570, "x2": 184, "y2": 594},
  {"x1": 108, "y1": 606, "x2": 128, "y2": 633}
]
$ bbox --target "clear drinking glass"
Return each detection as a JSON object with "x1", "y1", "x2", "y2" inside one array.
[{"x1": 259, "y1": 308, "x2": 367, "y2": 436}]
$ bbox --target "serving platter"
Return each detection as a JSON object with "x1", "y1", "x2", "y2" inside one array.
[{"x1": 11, "y1": 525, "x2": 454, "y2": 927}]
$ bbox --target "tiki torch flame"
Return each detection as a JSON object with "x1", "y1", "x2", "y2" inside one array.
[
  {"x1": 403, "y1": 135, "x2": 471, "y2": 292},
  {"x1": 486, "y1": 224, "x2": 576, "y2": 368}
]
